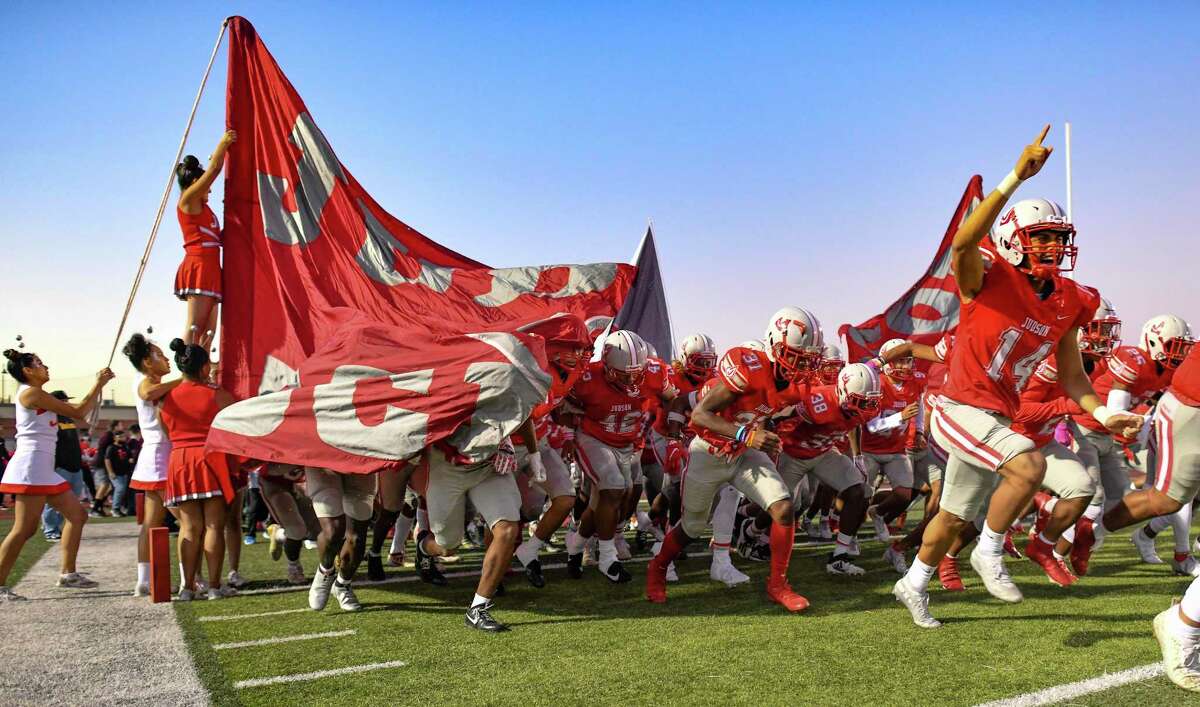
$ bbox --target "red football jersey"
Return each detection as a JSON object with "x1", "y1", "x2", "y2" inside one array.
[
  {"x1": 778, "y1": 385, "x2": 875, "y2": 459},
  {"x1": 1073, "y1": 345, "x2": 1174, "y2": 434},
  {"x1": 652, "y1": 365, "x2": 704, "y2": 437},
  {"x1": 1171, "y1": 345, "x2": 1200, "y2": 406},
  {"x1": 861, "y1": 372, "x2": 925, "y2": 454},
  {"x1": 942, "y1": 252, "x2": 1099, "y2": 419},
  {"x1": 571, "y1": 360, "x2": 659, "y2": 448},
  {"x1": 690, "y1": 346, "x2": 805, "y2": 455}
]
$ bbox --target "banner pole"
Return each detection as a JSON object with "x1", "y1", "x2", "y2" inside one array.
[
  {"x1": 90, "y1": 18, "x2": 228, "y2": 426},
  {"x1": 1065, "y1": 121, "x2": 1073, "y2": 223}
]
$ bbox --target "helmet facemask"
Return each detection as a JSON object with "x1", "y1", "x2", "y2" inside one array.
[
  {"x1": 841, "y1": 389, "x2": 882, "y2": 415},
  {"x1": 883, "y1": 355, "x2": 915, "y2": 381},
  {"x1": 818, "y1": 357, "x2": 843, "y2": 385},
  {"x1": 683, "y1": 351, "x2": 717, "y2": 381},
  {"x1": 1016, "y1": 224, "x2": 1078, "y2": 279},
  {"x1": 1161, "y1": 337, "x2": 1195, "y2": 369},
  {"x1": 1081, "y1": 318, "x2": 1121, "y2": 358},
  {"x1": 604, "y1": 364, "x2": 645, "y2": 395},
  {"x1": 771, "y1": 341, "x2": 820, "y2": 384}
]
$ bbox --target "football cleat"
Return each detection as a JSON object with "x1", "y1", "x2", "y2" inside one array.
[
  {"x1": 883, "y1": 545, "x2": 908, "y2": 574},
  {"x1": 332, "y1": 580, "x2": 363, "y2": 611},
  {"x1": 465, "y1": 602, "x2": 510, "y2": 632},
  {"x1": 710, "y1": 560, "x2": 751, "y2": 587},
  {"x1": 1002, "y1": 530, "x2": 1023, "y2": 559},
  {"x1": 524, "y1": 558, "x2": 546, "y2": 589},
  {"x1": 566, "y1": 552, "x2": 584, "y2": 579},
  {"x1": 1133, "y1": 527, "x2": 1165, "y2": 565},
  {"x1": 308, "y1": 569, "x2": 336, "y2": 611},
  {"x1": 766, "y1": 577, "x2": 810, "y2": 613},
  {"x1": 826, "y1": 554, "x2": 866, "y2": 576},
  {"x1": 970, "y1": 548, "x2": 1023, "y2": 603},
  {"x1": 602, "y1": 560, "x2": 632, "y2": 584},
  {"x1": 938, "y1": 556, "x2": 965, "y2": 592},
  {"x1": 1025, "y1": 536, "x2": 1077, "y2": 587},
  {"x1": 416, "y1": 534, "x2": 448, "y2": 586},
  {"x1": 645, "y1": 559, "x2": 668, "y2": 603},
  {"x1": 1071, "y1": 516, "x2": 1097, "y2": 576},
  {"x1": 739, "y1": 540, "x2": 771, "y2": 562},
  {"x1": 1154, "y1": 605, "x2": 1200, "y2": 692},
  {"x1": 1174, "y1": 555, "x2": 1200, "y2": 578},
  {"x1": 286, "y1": 562, "x2": 307, "y2": 585},
  {"x1": 893, "y1": 578, "x2": 942, "y2": 629}
]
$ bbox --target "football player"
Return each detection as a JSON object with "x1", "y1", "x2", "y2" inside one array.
[{"x1": 893, "y1": 126, "x2": 1142, "y2": 629}]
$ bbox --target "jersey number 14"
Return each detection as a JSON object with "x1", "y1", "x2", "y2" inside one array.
[{"x1": 986, "y1": 327, "x2": 1054, "y2": 393}]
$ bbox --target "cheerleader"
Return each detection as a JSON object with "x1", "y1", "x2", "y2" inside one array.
[
  {"x1": 175, "y1": 129, "x2": 236, "y2": 344},
  {"x1": 122, "y1": 333, "x2": 181, "y2": 597},
  {"x1": 159, "y1": 339, "x2": 237, "y2": 600},
  {"x1": 1, "y1": 349, "x2": 113, "y2": 600}
]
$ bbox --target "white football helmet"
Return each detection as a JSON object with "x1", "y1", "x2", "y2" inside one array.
[
  {"x1": 1080, "y1": 297, "x2": 1121, "y2": 358},
  {"x1": 679, "y1": 333, "x2": 718, "y2": 380},
  {"x1": 991, "y1": 198, "x2": 1077, "y2": 278},
  {"x1": 763, "y1": 306, "x2": 823, "y2": 382},
  {"x1": 1140, "y1": 314, "x2": 1194, "y2": 368},
  {"x1": 819, "y1": 343, "x2": 844, "y2": 384},
  {"x1": 602, "y1": 330, "x2": 649, "y2": 393},
  {"x1": 878, "y1": 338, "x2": 914, "y2": 381},
  {"x1": 740, "y1": 339, "x2": 767, "y2": 352},
  {"x1": 835, "y1": 363, "x2": 882, "y2": 414}
]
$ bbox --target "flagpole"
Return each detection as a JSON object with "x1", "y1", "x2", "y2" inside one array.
[
  {"x1": 90, "y1": 18, "x2": 229, "y2": 428},
  {"x1": 1065, "y1": 121, "x2": 1073, "y2": 223}
]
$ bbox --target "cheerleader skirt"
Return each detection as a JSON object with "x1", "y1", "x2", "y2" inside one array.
[
  {"x1": 173, "y1": 250, "x2": 222, "y2": 302},
  {"x1": 165, "y1": 446, "x2": 234, "y2": 506}
]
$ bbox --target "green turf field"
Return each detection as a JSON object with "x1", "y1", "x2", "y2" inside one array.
[
  {"x1": 0, "y1": 515, "x2": 51, "y2": 586},
  {"x1": 169, "y1": 522, "x2": 1200, "y2": 706}
]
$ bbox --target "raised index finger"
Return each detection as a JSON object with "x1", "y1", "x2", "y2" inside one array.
[{"x1": 1034, "y1": 124, "x2": 1051, "y2": 146}]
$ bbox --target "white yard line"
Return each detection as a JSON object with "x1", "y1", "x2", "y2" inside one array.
[
  {"x1": 233, "y1": 660, "x2": 409, "y2": 689},
  {"x1": 199, "y1": 607, "x2": 312, "y2": 622},
  {"x1": 213, "y1": 629, "x2": 356, "y2": 650},
  {"x1": 973, "y1": 663, "x2": 1165, "y2": 706}
]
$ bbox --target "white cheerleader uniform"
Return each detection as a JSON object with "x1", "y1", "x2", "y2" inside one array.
[
  {"x1": 0, "y1": 385, "x2": 70, "y2": 495},
  {"x1": 129, "y1": 373, "x2": 171, "y2": 492}
]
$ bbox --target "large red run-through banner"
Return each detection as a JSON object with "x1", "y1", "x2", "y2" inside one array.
[
  {"x1": 210, "y1": 18, "x2": 633, "y2": 471},
  {"x1": 839, "y1": 176, "x2": 984, "y2": 363}
]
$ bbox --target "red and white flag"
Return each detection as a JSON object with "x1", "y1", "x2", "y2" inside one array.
[
  {"x1": 838, "y1": 175, "x2": 984, "y2": 362},
  {"x1": 211, "y1": 18, "x2": 633, "y2": 470}
]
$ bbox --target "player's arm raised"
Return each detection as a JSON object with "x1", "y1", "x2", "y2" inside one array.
[
  {"x1": 1055, "y1": 329, "x2": 1142, "y2": 438},
  {"x1": 952, "y1": 125, "x2": 1053, "y2": 300}
]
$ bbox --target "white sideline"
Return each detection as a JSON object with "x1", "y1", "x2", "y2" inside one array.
[
  {"x1": 199, "y1": 608, "x2": 310, "y2": 622},
  {"x1": 233, "y1": 660, "x2": 409, "y2": 689},
  {"x1": 973, "y1": 663, "x2": 1164, "y2": 706},
  {"x1": 213, "y1": 629, "x2": 356, "y2": 650}
]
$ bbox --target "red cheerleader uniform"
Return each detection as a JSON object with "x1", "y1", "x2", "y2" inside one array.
[
  {"x1": 173, "y1": 203, "x2": 222, "y2": 302},
  {"x1": 160, "y1": 380, "x2": 233, "y2": 506}
]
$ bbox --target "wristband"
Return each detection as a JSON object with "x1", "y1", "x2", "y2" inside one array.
[
  {"x1": 996, "y1": 169, "x2": 1023, "y2": 199},
  {"x1": 667, "y1": 412, "x2": 687, "y2": 425},
  {"x1": 745, "y1": 428, "x2": 759, "y2": 448},
  {"x1": 735, "y1": 425, "x2": 749, "y2": 443},
  {"x1": 1091, "y1": 405, "x2": 1113, "y2": 427}
]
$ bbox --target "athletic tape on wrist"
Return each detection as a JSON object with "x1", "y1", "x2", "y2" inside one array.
[
  {"x1": 996, "y1": 170, "x2": 1023, "y2": 199},
  {"x1": 1091, "y1": 405, "x2": 1113, "y2": 427}
]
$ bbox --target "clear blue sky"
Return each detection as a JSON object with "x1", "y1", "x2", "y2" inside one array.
[{"x1": 2, "y1": 2, "x2": 1198, "y2": 404}]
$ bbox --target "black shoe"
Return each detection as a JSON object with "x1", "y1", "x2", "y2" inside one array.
[
  {"x1": 416, "y1": 532, "x2": 448, "y2": 586},
  {"x1": 366, "y1": 553, "x2": 385, "y2": 582},
  {"x1": 739, "y1": 541, "x2": 771, "y2": 562},
  {"x1": 602, "y1": 560, "x2": 632, "y2": 584},
  {"x1": 495, "y1": 581, "x2": 507, "y2": 597},
  {"x1": 634, "y1": 529, "x2": 649, "y2": 553},
  {"x1": 524, "y1": 559, "x2": 546, "y2": 588},
  {"x1": 465, "y1": 602, "x2": 509, "y2": 632},
  {"x1": 567, "y1": 552, "x2": 583, "y2": 579}
]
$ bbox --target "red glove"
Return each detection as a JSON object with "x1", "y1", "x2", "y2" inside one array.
[{"x1": 665, "y1": 438, "x2": 689, "y2": 477}]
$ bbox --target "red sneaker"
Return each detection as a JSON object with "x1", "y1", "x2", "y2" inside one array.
[
  {"x1": 1003, "y1": 530, "x2": 1023, "y2": 559},
  {"x1": 938, "y1": 556, "x2": 965, "y2": 592},
  {"x1": 1071, "y1": 517, "x2": 1095, "y2": 576},
  {"x1": 645, "y1": 559, "x2": 668, "y2": 604},
  {"x1": 766, "y1": 578, "x2": 810, "y2": 613},
  {"x1": 1026, "y1": 535, "x2": 1078, "y2": 587}
]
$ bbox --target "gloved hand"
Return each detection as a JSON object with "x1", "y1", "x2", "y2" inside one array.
[
  {"x1": 665, "y1": 438, "x2": 689, "y2": 477},
  {"x1": 493, "y1": 439, "x2": 517, "y2": 475}
]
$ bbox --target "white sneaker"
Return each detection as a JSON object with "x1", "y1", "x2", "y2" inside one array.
[
  {"x1": 826, "y1": 554, "x2": 866, "y2": 576},
  {"x1": 309, "y1": 569, "x2": 336, "y2": 611},
  {"x1": 1174, "y1": 556, "x2": 1200, "y2": 578},
  {"x1": 132, "y1": 583, "x2": 150, "y2": 597},
  {"x1": 195, "y1": 578, "x2": 210, "y2": 593},
  {"x1": 177, "y1": 588, "x2": 195, "y2": 602},
  {"x1": 1154, "y1": 605, "x2": 1200, "y2": 692},
  {"x1": 227, "y1": 570, "x2": 249, "y2": 589},
  {"x1": 666, "y1": 562, "x2": 679, "y2": 583},
  {"x1": 710, "y1": 560, "x2": 750, "y2": 587},
  {"x1": 56, "y1": 572, "x2": 99, "y2": 589},
  {"x1": 873, "y1": 513, "x2": 892, "y2": 543},
  {"x1": 332, "y1": 579, "x2": 363, "y2": 611},
  {"x1": 0, "y1": 586, "x2": 27, "y2": 602},
  {"x1": 892, "y1": 578, "x2": 941, "y2": 629},
  {"x1": 286, "y1": 562, "x2": 307, "y2": 585},
  {"x1": 1134, "y1": 528, "x2": 1165, "y2": 564},
  {"x1": 207, "y1": 585, "x2": 238, "y2": 600},
  {"x1": 883, "y1": 546, "x2": 909, "y2": 574},
  {"x1": 614, "y1": 534, "x2": 633, "y2": 561},
  {"x1": 969, "y1": 548, "x2": 1023, "y2": 603}
]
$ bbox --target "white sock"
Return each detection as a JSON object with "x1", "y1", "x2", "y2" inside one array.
[
  {"x1": 516, "y1": 536, "x2": 544, "y2": 566},
  {"x1": 1061, "y1": 526, "x2": 1076, "y2": 544},
  {"x1": 1052, "y1": 549, "x2": 1066, "y2": 561},
  {"x1": 416, "y1": 507, "x2": 430, "y2": 533},
  {"x1": 904, "y1": 557, "x2": 935, "y2": 593},
  {"x1": 598, "y1": 538, "x2": 618, "y2": 570},
  {"x1": 1083, "y1": 504, "x2": 1103, "y2": 521},
  {"x1": 1037, "y1": 531, "x2": 1054, "y2": 546},
  {"x1": 566, "y1": 530, "x2": 585, "y2": 555},
  {"x1": 710, "y1": 486, "x2": 739, "y2": 546},
  {"x1": 833, "y1": 532, "x2": 854, "y2": 557},
  {"x1": 712, "y1": 546, "x2": 731, "y2": 563},
  {"x1": 137, "y1": 562, "x2": 150, "y2": 585},
  {"x1": 391, "y1": 513, "x2": 414, "y2": 555},
  {"x1": 1043, "y1": 497, "x2": 1058, "y2": 514},
  {"x1": 1171, "y1": 502, "x2": 1193, "y2": 553},
  {"x1": 471, "y1": 592, "x2": 490, "y2": 608},
  {"x1": 977, "y1": 523, "x2": 1005, "y2": 557}
]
